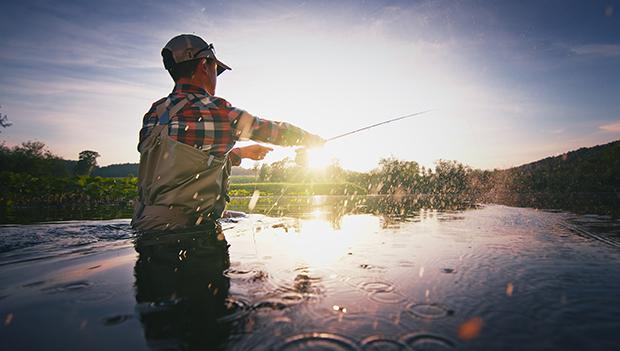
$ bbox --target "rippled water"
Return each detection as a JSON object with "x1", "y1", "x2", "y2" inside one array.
[{"x1": 1, "y1": 203, "x2": 620, "y2": 350}]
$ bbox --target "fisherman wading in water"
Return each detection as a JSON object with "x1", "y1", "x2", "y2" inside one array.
[
  {"x1": 132, "y1": 34, "x2": 324, "y2": 232},
  {"x1": 131, "y1": 34, "x2": 324, "y2": 347}
]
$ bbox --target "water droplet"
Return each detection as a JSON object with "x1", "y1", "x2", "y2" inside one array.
[
  {"x1": 163, "y1": 152, "x2": 169, "y2": 160},
  {"x1": 217, "y1": 297, "x2": 250, "y2": 324},
  {"x1": 195, "y1": 216, "x2": 203, "y2": 226},
  {"x1": 102, "y1": 315, "x2": 133, "y2": 326},
  {"x1": 506, "y1": 282, "x2": 514, "y2": 297},
  {"x1": 400, "y1": 333, "x2": 455, "y2": 350},
  {"x1": 248, "y1": 190, "x2": 260, "y2": 210},
  {"x1": 4, "y1": 313, "x2": 13, "y2": 326},
  {"x1": 406, "y1": 303, "x2": 453, "y2": 319},
  {"x1": 193, "y1": 192, "x2": 198, "y2": 199},
  {"x1": 195, "y1": 174, "x2": 200, "y2": 179},
  {"x1": 458, "y1": 317, "x2": 483, "y2": 340},
  {"x1": 369, "y1": 290, "x2": 407, "y2": 304},
  {"x1": 332, "y1": 305, "x2": 347, "y2": 313},
  {"x1": 196, "y1": 206, "x2": 201, "y2": 212},
  {"x1": 274, "y1": 333, "x2": 359, "y2": 351},
  {"x1": 419, "y1": 267, "x2": 425, "y2": 278},
  {"x1": 360, "y1": 281, "x2": 394, "y2": 293},
  {"x1": 184, "y1": 125, "x2": 189, "y2": 131},
  {"x1": 360, "y1": 336, "x2": 409, "y2": 351}
]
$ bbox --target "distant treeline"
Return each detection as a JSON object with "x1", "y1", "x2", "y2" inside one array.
[{"x1": 1, "y1": 139, "x2": 619, "y2": 220}]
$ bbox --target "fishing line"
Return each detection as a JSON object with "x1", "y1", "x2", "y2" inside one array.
[{"x1": 325, "y1": 109, "x2": 433, "y2": 143}]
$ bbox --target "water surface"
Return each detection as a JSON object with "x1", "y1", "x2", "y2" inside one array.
[{"x1": 1, "y1": 201, "x2": 620, "y2": 350}]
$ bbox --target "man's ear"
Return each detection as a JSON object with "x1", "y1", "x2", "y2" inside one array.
[{"x1": 198, "y1": 58, "x2": 208, "y2": 73}]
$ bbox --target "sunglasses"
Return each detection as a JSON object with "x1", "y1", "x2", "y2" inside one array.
[
  {"x1": 195, "y1": 44, "x2": 226, "y2": 76},
  {"x1": 194, "y1": 43, "x2": 216, "y2": 57}
]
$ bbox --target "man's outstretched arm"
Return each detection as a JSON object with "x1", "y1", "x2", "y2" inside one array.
[{"x1": 228, "y1": 110, "x2": 324, "y2": 165}]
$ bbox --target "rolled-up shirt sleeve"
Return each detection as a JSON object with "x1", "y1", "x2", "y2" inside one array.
[
  {"x1": 214, "y1": 97, "x2": 309, "y2": 146},
  {"x1": 225, "y1": 108, "x2": 312, "y2": 147},
  {"x1": 249, "y1": 117, "x2": 311, "y2": 146}
]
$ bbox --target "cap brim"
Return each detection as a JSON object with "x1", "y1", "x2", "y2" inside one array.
[{"x1": 215, "y1": 58, "x2": 231, "y2": 76}]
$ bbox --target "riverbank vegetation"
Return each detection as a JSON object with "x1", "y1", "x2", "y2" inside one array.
[{"x1": 1, "y1": 139, "x2": 619, "y2": 222}]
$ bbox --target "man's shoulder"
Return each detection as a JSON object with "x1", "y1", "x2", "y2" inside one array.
[
  {"x1": 147, "y1": 97, "x2": 168, "y2": 113},
  {"x1": 188, "y1": 93, "x2": 234, "y2": 110},
  {"x1": 191, "y1": 93, "x2": 231, "y2": 107},
  {"x1": 153, "y1": 97, "x2": 167, "y2": 105}
]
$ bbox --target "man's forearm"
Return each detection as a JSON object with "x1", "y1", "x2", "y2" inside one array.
[{"x1": 251, "y1": 118, "x2": 322, "y2": 146}]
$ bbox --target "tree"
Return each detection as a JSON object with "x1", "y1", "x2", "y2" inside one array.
[
  {"x1": 0, "y1": 105, "x2": 12, "y2": 133},
  {"x1": 0, "y1": 141, "x2": 68, "y2": 177},
  {"x1": 74, "y1": 150, "x2": 101, "y2": 176}
]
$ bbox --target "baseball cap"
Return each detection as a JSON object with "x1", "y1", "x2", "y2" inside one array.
[{"x1": 162, "y1": 34, "x2": 231, "y2": 75}]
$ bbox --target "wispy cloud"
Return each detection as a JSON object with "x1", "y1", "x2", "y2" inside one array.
[
  {"x1": 600, "y1": 122, "x2": 620, "y2": 132},
  {"x1": 571, "y1": 44, "x2": 620, "y2": 58},
  {"x1": 1, "y1": 0, "x2": 620, "y2": 169}
]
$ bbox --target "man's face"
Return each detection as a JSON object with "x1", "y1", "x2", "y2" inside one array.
[{"x1": 201, "y1": 59, "x2": 218, "y2": 95}]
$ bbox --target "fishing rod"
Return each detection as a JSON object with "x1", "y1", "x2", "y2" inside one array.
[
  {"x1": 259, "y1": 109, "x2": 433, "y2": 216},
  {"x1": 325, "y1": 109, "x2": 433, "y2": 143}
]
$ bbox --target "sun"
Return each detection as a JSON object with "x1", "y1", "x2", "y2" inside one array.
[{"x1": 305, "y1": 147, "x2": 335, "y2": 170}]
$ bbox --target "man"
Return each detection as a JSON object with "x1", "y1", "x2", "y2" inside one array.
[{"x1": 132, "y1": 34, "x2": 324, "y2": 231}]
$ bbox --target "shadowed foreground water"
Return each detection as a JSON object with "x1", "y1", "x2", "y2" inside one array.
[{"x1": 1, "y1": 203, "x2": 620, "y2": 350}]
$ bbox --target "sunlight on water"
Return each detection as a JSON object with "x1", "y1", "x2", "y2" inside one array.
[
  {"x1": 255, "y1": 215, "x2": 380, "y2": 268},
  {"x1": 2, "y1": 204, "x2": 620, "y2": 350}
]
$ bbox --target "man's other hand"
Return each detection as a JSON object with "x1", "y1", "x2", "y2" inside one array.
[{"x1": 238, "y1": 144, "x2": 273, "y2": 160}]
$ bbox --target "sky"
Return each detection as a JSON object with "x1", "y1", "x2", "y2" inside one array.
[{"x1": 0, "y1": 0, "x2": 619, "y2": 171}]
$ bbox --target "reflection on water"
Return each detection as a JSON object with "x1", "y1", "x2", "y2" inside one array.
[
  {"x1": 227, "y1": 195, "x2": 474, "y2": 231},
  {"x1": 1, "y1": 198, "x2": 620, "y2": 350},
  {"x1": 133, "y1": 224, "x2": 232, "y2": 350},
  {"x1": 0, "y1": 194, "x2": 472, "y2": 225}
]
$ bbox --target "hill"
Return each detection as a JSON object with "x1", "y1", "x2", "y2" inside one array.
[
  {"x1": 486, "y1": 139, "x2": 620, "y2": 215},
  {"x1": 93, "y1": 163, "x2": 139, "y2": 177}
]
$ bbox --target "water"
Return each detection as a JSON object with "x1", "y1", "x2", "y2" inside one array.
[{"x1": 1, "y1": 200, "x2": 620, "y2": 350}]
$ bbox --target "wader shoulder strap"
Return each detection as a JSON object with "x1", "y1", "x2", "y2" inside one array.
[
  {"x1": 155, "y1": 96, "x2": 190, "y2": 125},
  {"x1": 133, "y1": 95, "x2": 190, "y2": 221}
]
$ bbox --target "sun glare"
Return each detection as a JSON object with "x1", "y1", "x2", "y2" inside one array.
[{"x1": 306, "y1": 147, "x2": 335, "y2": 170}]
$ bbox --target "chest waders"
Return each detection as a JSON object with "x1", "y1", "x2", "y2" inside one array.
[{"x1": 132, "y1": 96, "x2": 231, "y2": 232}]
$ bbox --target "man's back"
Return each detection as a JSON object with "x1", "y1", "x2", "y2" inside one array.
[
  {"x1": 140, "y1": 84, "x2": 242, "y2": 159},
  {"x1": 132, "y1": 34, "x2": 324, "y2": 232},
  {"x1": 140, "y1": 83, "x2": 318, "y2": 166}
]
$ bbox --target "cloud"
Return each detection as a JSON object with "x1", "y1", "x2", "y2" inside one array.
[
  {"x1": 599, "y1": 122, "x2": 620, "y2": 132},
  {"x1": 570, "y1": 44, "x2": 620, "y2": 58}
]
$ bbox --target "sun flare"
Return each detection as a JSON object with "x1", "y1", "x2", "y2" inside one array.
[{"x1": 305, "y1": 147, "x2": 335, "y2": 170}]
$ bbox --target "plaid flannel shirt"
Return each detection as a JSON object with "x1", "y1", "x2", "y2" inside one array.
[{"x1": 139, "y1": 84, "x2": 311, "y2": 165}]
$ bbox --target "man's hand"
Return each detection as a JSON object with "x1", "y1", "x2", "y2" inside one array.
[
  {"x1": 237, "y1": 144, "x2": 273, "y2": 160},
  {"x1": 303, "y1": 133, "x2": 326, "y2": 148}
]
